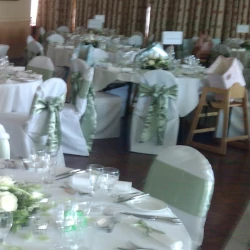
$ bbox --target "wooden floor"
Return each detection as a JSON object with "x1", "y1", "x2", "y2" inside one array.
[{"x1": 65, "y1": 125, "x2": 250, "y2": 250}]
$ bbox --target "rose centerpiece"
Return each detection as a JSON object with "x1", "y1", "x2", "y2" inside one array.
[
  {"x1": 0, "y1": 176, "x2": 43, "y2": 232},
  {"x1": 141, "y1": 53, "x2": 169, "y2": 70}
]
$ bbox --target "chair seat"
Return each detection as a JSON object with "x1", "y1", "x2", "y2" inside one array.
[{"x1": 95, "y1": 91, "x2": 123, "y2": 139}]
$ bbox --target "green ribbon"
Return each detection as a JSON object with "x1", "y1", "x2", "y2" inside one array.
[
  {"x1": 143, "y1": 160, "x2": 214, "y2": 217},
  {"x1": 38, "y1": 34, "x2": 45, "y2": 44},
  {"x1": 29, "y1": 93, "x2": 66, "y2": 153},
  {"x1": 138, "y1": 84, "x2": 178, "y2": 145},
  {"x1": 70, "y1": 72, "x2": 97, "y2": 151},
  {"x1": 26, "y1": 66, "x2": 54, "y2": 81}
]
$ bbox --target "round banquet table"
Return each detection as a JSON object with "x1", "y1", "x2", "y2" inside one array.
[
  {"x1": 0, "y1": 78, "x2": 42, "y2": 113},
  {"x1": 1, "y1": 167, "x2": 192, "y2": 250},
  {"x1": 93, "y1": 66, "x2": 204, "y2": 117},
  {"x1": 47, "y1": 45, "x2": 75, "y2": 67}
]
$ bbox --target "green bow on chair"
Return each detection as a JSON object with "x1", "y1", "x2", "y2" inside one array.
[
  {"x1": 138, "y1": 84, "x2": 178, "y2": 145},
  {"x1": 29, "y1": 93, "x2": 66, "y2": 153},
  {"x1": 70, "y1": 72, "x2": 97, "y2": 151}
]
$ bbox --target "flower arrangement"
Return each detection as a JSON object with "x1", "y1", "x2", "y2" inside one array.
[
  {"x1": 240, "y1": 40, "x2": 250, "y2": 50},
  {"x1": 0, "y1": 176, "x2": 43, "y2": 232},
  {"x1": 141, "y1": 54, "x2": 169, "y2": 70}
]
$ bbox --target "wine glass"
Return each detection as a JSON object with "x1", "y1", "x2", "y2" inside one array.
[
  {"x1": 87, "y1": 164, "x2": 104, "y2": 194},
  {"x1": 101, "y1": 167, "x2": 120, "y2": 193},
  {"x1": 0, "y1": 212, "x2": 13, "y2": 244}
]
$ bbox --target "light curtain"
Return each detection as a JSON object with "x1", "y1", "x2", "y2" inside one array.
[
  {"x1": 75, "y1": 0, "x2": 148, "y2": 37},
  {"x1": 36, "y1": 0, "x2": 75, "y2": 31},
  {"x1": 149, "y1": 0, "x2": 250, "y2": 41}
]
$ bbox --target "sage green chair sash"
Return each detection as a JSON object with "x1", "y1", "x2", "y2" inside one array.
[
  {"x1": 26, "y1": 66, "x2": 54, "y2": 81},
  {"x1": 144, "y1": 159, "x2": 214, "y2": 217},
  {"x1": 70, "y1": 72, "x2": 97, "y2": 151},
  {"x1": 38, "y1": 34, "x2": 45, "y2": 44},
  {"x1": 138, "y1": 84, "x2": 178, "y2": 145},
  {"x1": 30, "y1": 93, "x2": 66, "y2": 153}
]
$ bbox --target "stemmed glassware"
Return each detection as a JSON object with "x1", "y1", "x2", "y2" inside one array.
[
  {"x1": 87, "y1": 164, "x2": 104, "y2": 194},
  {"x1": 101, "y1": 167, "x2": 120, "y2": 194}
]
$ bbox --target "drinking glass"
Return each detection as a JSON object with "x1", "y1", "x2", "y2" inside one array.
[
  {"x1": 101, "y1": 167, "x2": 120, "y2": 193},
  {"x1": 87, "y1": 164, "x2": 104, "y2": 193},
  {"x1": 0, "y1": 212, "x2": 13, "y2": 244}
]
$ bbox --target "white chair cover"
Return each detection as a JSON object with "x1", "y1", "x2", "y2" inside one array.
[
  {"x1": 40, "y1": 27, "x2": 46, "y2": 35},
  {"x1": 27, "y1": 41, "x2": 44, "y2": 62},
  {"x1": 60, "y1": 59, "x2": 90, "y2": 156},
  {"x1": 93, "y1": 48, "x2": 109, "y2": 64},
  {"x1": 144, "y1": 145, "x2": 214, "y2": 249},
  {"x1": 0, "y1": 45, "x2": 9, "y2": 58},
  {"x1": 129, "y1": 70, "x2": 179, "y2": 155},
  {"x1": 0, "y1": 78, "x2": 67, "y2": 166},
  {"x1": 56, "y1": 26, "x2": 70, "y2": 33},
  {"x1": 95, "y1": 91, "x2": 123, "y2": 139},
  {"x1": 47, "y1": 34, "x2": 65, "y2": 44},
  {"x1": 128, "y1": 35, "x2": 143, "y2": 47},
  {"x1": 0, "y1": 124, "x2": 10, "y2": 159},
  {"x1": 27, "y1": 56, "x2": 55, "y2": 81},
  {"x1": 45, "y1": 30, "x2": 57, "y2": 40},
  {"x1": 26, "y1": 35, "x2": 34, "y2": 45}
]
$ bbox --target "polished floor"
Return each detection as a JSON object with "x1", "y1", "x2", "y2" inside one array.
[{"x1": 64, "y1": 126, "x2": 250, "y2": 250}]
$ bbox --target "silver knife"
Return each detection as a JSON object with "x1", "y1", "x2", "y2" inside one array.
[
  {"x1": 55, "y1": 169, "x2": 85, "y2": 180},
  {"x1": 116, "y1": 193, "x2": 149, "y2": 203},
  {"x1": 120, "y1": 212, "x2": 182, "y2": 224},
  {"x1": 55, "y1": 169, "x2": 82, "y2": 178}
]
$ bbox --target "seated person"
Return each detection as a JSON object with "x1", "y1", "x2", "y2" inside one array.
[{"x1": 192, "y1": 31, "x2": 213, "y2": 58}]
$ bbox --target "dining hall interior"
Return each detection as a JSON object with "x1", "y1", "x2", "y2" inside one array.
[{"x1": 0, "y1": 0, "x2": 250, "y2": 249}]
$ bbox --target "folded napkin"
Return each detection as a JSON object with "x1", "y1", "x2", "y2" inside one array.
[
  {"x1": 107, "y1": 65, "x2": 121, "y2": 72},
  {"x1": 64, "y1": 45, "x2": 75, "y2": 49},
  {"x1": 55, "y1": 45, "x2": 65, "y2": 48},
  {"x1": 70, "y1": 172, "x2": 132, "y2": 192},
  {"x1": 121, "y1": 67, "x2": 133, "y2": 72},
  {"x1": 13, "y1": 67, "x2": 25, "y2": 72},
  {"x1": 15, "y1": 71, "x2": 42, "y2": 79},
  {"x1": 120, "y1": 217, "x2": 183, "y2": 250}
]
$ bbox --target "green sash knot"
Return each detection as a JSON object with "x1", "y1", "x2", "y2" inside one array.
[
  {"x1": 70, "y1": 72, "x2": 97, "y2": 151},
  {"x1": 30, "y1": 93, "x2": 66, "y2": 153},
  {"x1": 139, "y1": 84, "x2": 178, "y2": 145}
]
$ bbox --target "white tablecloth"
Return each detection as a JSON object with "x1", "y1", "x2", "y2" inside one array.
[
  {"x1": 0, "y1": 78, "x2": 42, "y2": 113},
  {"x1": 2, "y1": 169, "x2": 192, "y2": 250},
  {"x1": 93, "y1": 67, "x2": 203, "y2": 117},
  {"x1": 47, "y1": 45, "x2": 75, "y2": 67}
]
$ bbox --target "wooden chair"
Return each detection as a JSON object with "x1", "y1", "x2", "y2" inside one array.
[{"x1": 187, "y1": 83, "x2": 249, "y2": 155}]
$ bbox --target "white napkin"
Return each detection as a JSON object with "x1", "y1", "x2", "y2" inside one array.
[
  {"x1": 108, "y1": 65, "x2": 121, "y2": 72},
  {"x1": 55, "y1": 45, "x2": 64, "y2": 48},
  {"x1": 70, "y1": 172, "x2": 132, "y2": 192},
  {"x1": 121, "y1": 67, "x2": 133, "y2": 72},
  {"x1": 64, "y1": 45, "x2": 75, "y2": 49},
  {"x1": 13, "y1": 67, "x2": 25, "y2": 72},
  {"x1": 120, "y1": 217, "x2": 183, "y2": 250}
]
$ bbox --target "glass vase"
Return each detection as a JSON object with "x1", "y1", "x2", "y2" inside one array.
[{"x1": 0, "y1": 212, "x2": 13, "y2": 244}]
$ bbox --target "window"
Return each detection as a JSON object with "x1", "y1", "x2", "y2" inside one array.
[{"x1": 30, "y1": 0, "x2": 39, "y2": 26}]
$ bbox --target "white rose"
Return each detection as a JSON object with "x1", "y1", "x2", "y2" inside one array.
[
  {"x1": 0, "y1": 176, "x2": 15, "y2": 186},
  {"x1": 0, "y1": 191, "x2": 18, "y2": 212},
  {"x1": 148, "y1": 60, "x2": 155, "y2": 66}
]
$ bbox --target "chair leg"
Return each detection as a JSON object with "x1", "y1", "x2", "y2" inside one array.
[
  {"x1": 187, "y1": 92, "x2": 207, "y2": 144},
  {"x1": 220, "y1": 105, "x2": 230, "y2": 155}
]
